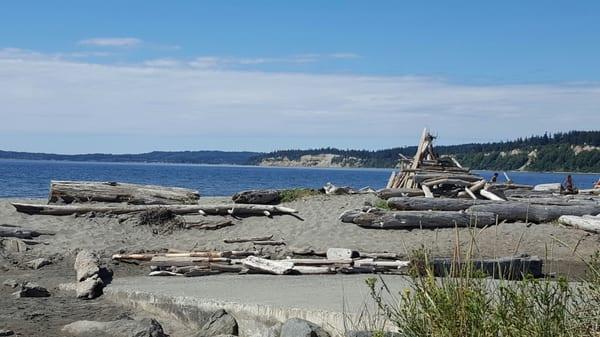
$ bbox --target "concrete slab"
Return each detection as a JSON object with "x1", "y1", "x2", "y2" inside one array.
[{"x1": 104, "y1": 274, "x2": 413, "y2": 337}]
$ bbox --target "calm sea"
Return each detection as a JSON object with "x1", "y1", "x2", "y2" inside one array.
[{"x1": 0, "y1": 159, "x2": 598, "y2": 198}]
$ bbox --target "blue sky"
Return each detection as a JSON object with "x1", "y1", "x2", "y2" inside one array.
[{"x1": 1, "y1": 1, "x2": 600, "y2": 153}]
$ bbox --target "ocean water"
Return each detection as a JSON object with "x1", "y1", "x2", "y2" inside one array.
[{"x1": 0, "y1": 159, "x2": 598, "y2": 198}]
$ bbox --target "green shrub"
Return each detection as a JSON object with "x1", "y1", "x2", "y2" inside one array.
[{"x1": 278, "y1": 188, "x2": 321, "y2": 202}]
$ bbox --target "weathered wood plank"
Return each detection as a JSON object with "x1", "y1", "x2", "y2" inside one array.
[
  {"x1": 12, "y1": 202, "x2": 298, "y2": 216},
  {"x1": 342, "y1": 210, "x2": 497, "y2": 229},
  {"x1": 49, "y1": 180, "x2": 200, "y2": 205}
]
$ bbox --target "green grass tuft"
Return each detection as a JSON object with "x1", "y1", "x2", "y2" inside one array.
[
  {"x1": 373, "y1": 198, "x2": 391, "y2": 210},
  {"x1": 278, "y1": 188, "x2": 321, "y2": 202}
]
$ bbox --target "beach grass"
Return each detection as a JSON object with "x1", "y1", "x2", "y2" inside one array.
[
  {"x1": 278, "y1": 188, "x2": 322, "y2": 202},
  {"x1": 364, "y1": 247, "x2": 600, "y2": 337}
]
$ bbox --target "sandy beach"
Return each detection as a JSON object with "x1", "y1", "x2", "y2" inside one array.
[{"x1": 1, "y1": 193, "x2": 599, "y2": 336}]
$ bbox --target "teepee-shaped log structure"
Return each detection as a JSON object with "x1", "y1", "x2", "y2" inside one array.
[{"x1": 386, "y1": 128, "x2": 485, "y2": 198}]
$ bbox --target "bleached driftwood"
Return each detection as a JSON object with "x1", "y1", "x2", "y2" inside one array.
[
  {"x1": 242, "y1": 256, "x2": 294, "y2": 275},
  {"x1": 421, "y1": 185, "x2": 434, "y2": 198},
  {"x1": 12, "y1": 202, "x2": 298, "y2": 216},
  {"x1": 284, "y1": 258, "x2": 353, "y2": 266},
  {"x1": 387, "y1": 197, "x2": 493, "y2": 211},
  {"x1": 376, "y1": 188, "x2": 425, "y2": 199},
  {"x1": 354, "y1": 259, "x2": 410, "y2": 269},
  {"x1": 558, "y1": 215, "x2": 600, "y2": 234},
  {"x1": 224, "y1": 235, "x2": 273, "y2": 243},
  {"x1": 468, "y1": 203, "x2": 600, "y2": 223},
  {"x1": 49, "y1": 180, "x2": 200, "y2": 205},
  {"x1": 341, "y1": 210, "x2": 497, "y2": 229},
  {"x1": 291, "y1": 266, "x2": 335, "y2": 274},
  {"x1": 112, "y1": 251, "x2": 254, "y2": 261},
  {"x1": 326, "y1": 248, "x2": 359, "y2": 260},
  {"x1": 480, "y1": 189, "x2": 505, "y2": 201},
  {"x1": 533, "y1": 183, "x2": 563, "y2": 192}
]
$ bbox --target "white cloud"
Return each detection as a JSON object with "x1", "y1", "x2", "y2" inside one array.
[
  {"x1": 79, "y1": 37, "x2": 142, "y2": 47},
  {"x1": 329, "y1": 53, "x2": 360, "y2": 59},
  {"x1": 0, "y1": 49, "x2": 599, "y2": 151}
]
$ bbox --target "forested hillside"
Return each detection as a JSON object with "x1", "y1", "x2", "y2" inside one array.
[
  {"x1": 2, "y1": 131, "x2": 599, "y2": 172},
  {"x1": 250, "y1": 131, "x2": 600, "y2": 172}
]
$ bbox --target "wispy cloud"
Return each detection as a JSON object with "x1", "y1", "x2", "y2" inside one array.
[
  {"x1": 79, "y1": 37, "x2": 142, "y2": 47},
  {"x1": 177, "y1": 53, "x2": 361, "y2": 69},
  {"x1": 329, "y1": 52, "x2": 360, "y2": 59},
  {"x1": 0, "y1": 48, "x2": 599, "y2": 151}
]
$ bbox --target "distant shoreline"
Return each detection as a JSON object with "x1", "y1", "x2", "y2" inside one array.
[{"x1": 1, "y1": 157, "x2": 599, "y2": 175}]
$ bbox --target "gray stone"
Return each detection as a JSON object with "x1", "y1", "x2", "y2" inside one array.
[
  {"x1": 346, "y1": 331, "x2": 402, "y2": 337},
  {"x1": 0, "y1": 238, "x2": 27, "y2": 253},
  {"x1": 26, "y1": 257, "x2": 51, "y2": 269},
  {"x1": 13, "y1": 282, "x2": 50, "y2": 298},
  {"x1": 2, "y1": 279, "x2": 19, "y2": 288},
  {"x1": 195, "y1": 309, "x2": 238, "y2": 337},
  {"x1": 76, "y1": 274, "x2": 104, "y2": 299},
  {"x1": 0, "y1": 329, "x2": 15, "y2": 336},
  {"x1": 74, "y1": 250, "x2": 100, "y2": 282},
  {"x1": 62, "y1": 318, "x2": 167, "y2": 337},
  {"x1": 281, "y1": 318, "x2": 330, "y2": 337}
]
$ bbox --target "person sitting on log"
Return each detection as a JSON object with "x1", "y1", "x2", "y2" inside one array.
[
  {"x1": 563, "y1": 175, "x2": 577, "y2": 194},
  {"x1": 594, "y1": 178, "x2": 600, "y2": 189},
  {"x1": 489, "y1": 172, "x2": 499, "y2": 183}
]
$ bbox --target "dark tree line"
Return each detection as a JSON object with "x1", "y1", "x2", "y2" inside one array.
[{"x1": 249, "y1": 131, "x2": 600, "y2": 172}]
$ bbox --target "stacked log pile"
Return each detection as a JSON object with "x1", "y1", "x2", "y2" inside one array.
[
  {"x1": 384, "y1": 129, "x2": 506, "y2": 200},
  {"x1": 113, "y1": 248, "x2": 542, "y2": 280},
  {"x1": 113, "y1": 248, "x2": 411, "y2": 277}
]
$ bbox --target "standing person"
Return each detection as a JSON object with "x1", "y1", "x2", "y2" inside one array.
[
  {"x1": 489, "y1": 172, "x2": 499, "y2": 183},
  {"x1": 563, "y1": 175, "x2": 576, "y2": 194}
]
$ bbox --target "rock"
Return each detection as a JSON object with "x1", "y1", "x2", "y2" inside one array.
[
  {"x1": 346, "y1": 331, "x2": 402, "y2": 337},
  {"x1": 62, "y1": 318, "x2": 167, "y2": 337},
  {"x1": 26, "y1": 257, "x2": 51, "y2": 269},
  {"x1": 232, "y1": 189, "x2": 280, "y2": 204},
  {"x1": 280, "y1": 318, "x2": 330, "y2": 337},
  {"x1": 76, "y1": 274, "x2": 104, "y2": 299},
  {"x1": 0, "y1": 238, "x2": 27, "y2": 253},
  {"x1": 13, "y1": 282, "x2": 50, "y2": 298},
  {"x1": 323, "y1": 183, "x2": 356, "y2": 195},
  {"x1": 74, "y1": 250, "x2": 100, "y2": 282},
  {"x1": 194, "y1": 309, "x2": 238, "y2": 337},
  {"x1": 326, "y1": 248, "x2": 359, "y2": 260},
  {"x1": 0, "y1": 330, "x2": 15, "y2": 336},
  {"x1": 2, "y1": 279, "x2": 19, "y2": 288}
]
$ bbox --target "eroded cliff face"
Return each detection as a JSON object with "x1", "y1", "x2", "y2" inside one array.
[{"x1": 259, "y1": 154, "x2": 364, "y2": 168}]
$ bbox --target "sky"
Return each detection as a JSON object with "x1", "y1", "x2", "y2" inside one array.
[{"x1": 1, "y1": 1, "x2": 600, "y2": 154}]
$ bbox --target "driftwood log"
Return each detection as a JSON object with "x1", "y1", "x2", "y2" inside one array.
[
  {"x1": 224, "y1": 235, "x2": 273, "y2": 243},
  {"x1": 376, "y1": 188, "x2": 425, "y2": 200},
  {"x1": 242, "y1": 256, "x2": 294, "y2": 275},
  {"x1": 0, "y1": 225, "x2": 54, "y2": 239},
  {"x1": 467, "y1": 203, "x2": 600, "y2": 223},
  {"x1": 387, "y1": 197, "x2": 492, "y2": 211},
  {"x1": 49, "y1": 180, "x2": 200, "y2": 205},
  {"x1": 341, "y1": 210, "x2": 497, "y2": 229},
  {"x1": 232, "y1": 190, "x2": 281, "y2": 204},
  {"x1": 12, "y1": 202, "x2": 298, "y2": 216},
  {"x1": 558, "y1": 215, "x2": 600, "y2": 234}
]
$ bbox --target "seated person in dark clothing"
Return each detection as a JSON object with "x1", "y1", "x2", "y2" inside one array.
[
  {"x1": 563, "y1": 175, "x2": 577, "y2": 194},
  {"x1": 489, "y1": 172, "x2": 499, "y2": 183}
]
